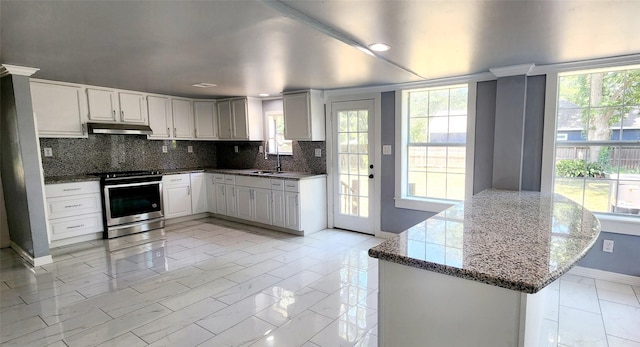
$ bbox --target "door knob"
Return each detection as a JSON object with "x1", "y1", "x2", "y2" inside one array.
[
  {"x1": 369, "y1": 174, "x2": 374, "y2": 179},
  {"x1": 369, "y1": 164, "x2": 374, "y2": 169}
]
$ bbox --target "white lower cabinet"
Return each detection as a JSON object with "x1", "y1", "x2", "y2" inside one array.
[
  {"x1": 190, "y1": 173, "x2": 208, "y2": 214},
  {"x1": 45, "y1": 181, "x2": 103, "y2": 242},
  {"x1": 206, "y1": 173, "x2": 216, "y2": 214},
  {"x1": 163, "y1": 174, "x2": 192, "y2": 219},
  {"x1": 210, "y1": 174, "x2": 326, "y2": 234}
]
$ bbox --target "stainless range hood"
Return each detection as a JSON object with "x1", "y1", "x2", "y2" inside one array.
[{"x1": 87, "y1": 122, "x2": 153, "y2": 135}]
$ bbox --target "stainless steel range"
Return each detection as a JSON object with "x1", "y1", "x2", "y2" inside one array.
[{"x1": 97, "y1": 171, "x2": 165, "y2": 239}]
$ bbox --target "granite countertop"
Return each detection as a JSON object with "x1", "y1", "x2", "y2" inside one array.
[
  {"x1": 45, "y1": 168, "x2": 325, "y2": 184},
  {"x1": 368, "y1": 189, "x2": 601, "y2": 293}
]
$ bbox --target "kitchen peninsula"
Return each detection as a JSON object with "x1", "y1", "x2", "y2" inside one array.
[{"x1": 369, "y1": 189, "x2": 601, "y2": 347}]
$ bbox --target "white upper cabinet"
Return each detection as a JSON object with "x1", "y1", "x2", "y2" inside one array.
[
  {"x1": 30, "y1": 79, "x2": 87, "y2": 138},
  {"x1": 193, "y1": 101, "x2": 218, "y2": 140},
  {"x1": 147, "y1": 95, "x2": 172, "y2": 139},
  {"x1": 217, "y1": 97, "x2": 264, "y2": 140},
  {"x1": 283, "y1": 90, "x2": 325, "y2": 141},
  {"x1": 171, "y1": 98, "x2": 194, "y2": 139},
  {"x1": 118, "y1": 92, "x2": 146, "y2": 124},
  {"x1": 86, "y1": 87, "x2": 117, "y2": 122},
  {"x1": 87, "y1": 87, "x2": 146, "y2": 124}
]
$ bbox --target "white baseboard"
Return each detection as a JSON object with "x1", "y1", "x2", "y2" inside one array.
[
  {"x1": 49, "y1": 232, "x2": 101, "y2": 248},
  {"x1": 568, "y1": 266, "x2": 640, "y2": 286},
  {"x1": 10, "y1": 241, "x2": 53, "y2": 267},
  {"x1": 375, "y1": 230, "x2": 399, "y2": 239}
]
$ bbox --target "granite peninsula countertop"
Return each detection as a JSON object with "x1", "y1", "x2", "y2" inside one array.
[
  {"x1": 369, "y1": 189, "x2": 601, "y2": 293},
  {"x1": 44, "y1": 168, "x2": 325, "y2": 184}
]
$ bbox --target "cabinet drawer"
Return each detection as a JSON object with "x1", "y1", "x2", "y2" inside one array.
[
  {"x1": 49, "y1": 212, "x2": 103, "y2": 240},
  {"x1": 224, "y1": 175, "x2": 236, "y2": 185},
  {"x1": 284, "y1": 180, "x2": 299, "y2": 192},
  {"x1": 163, "y1": 174, "x2": 190, "y2": 185},
  {"x1": 45, "y1": 181, "x2": 100, "y2": 198},
  {"x1": 236, "y1": 175, "x2": 271, "y2": 189},
  {"x1": 270, "y1": 179, "x2": 285, "y2": 190},
  {"x1": 213, "y1": 174, "x2": 225, "y2": 183},
  {"x1": 47, "y1": 193, "x2": 102, "y2": 219}
]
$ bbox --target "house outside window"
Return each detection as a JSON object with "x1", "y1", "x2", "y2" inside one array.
[
  {"x1": 553, "y1": 66, "x2": 640, "y2": 217},
  {"x1": 266, "y1": 111, "x2": 292, "y2": 155},
  {"x1": 397, "y1": 84, "x2": 470, "y2": 212}
]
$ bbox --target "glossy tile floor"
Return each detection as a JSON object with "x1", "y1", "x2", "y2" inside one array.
[{"x1": 0, "y1": 218, "x2": 638, "y2": 347}]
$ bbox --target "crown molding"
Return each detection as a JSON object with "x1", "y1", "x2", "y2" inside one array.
[
  {"x1": 0, "y1": 64, "x2": 40, "y2": 77},
  {"x1": 489, "y1": 63, "x2": 535, "y2": 78}
]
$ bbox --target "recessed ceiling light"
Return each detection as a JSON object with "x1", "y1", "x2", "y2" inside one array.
[
  {"x1": 191, "y1": 82, "x2": 217, "y2": 88},
  {"x1": 368, "y1": 43, "x2": 390, "y2": 52},
  {"x1": 259, "y1": 93, "x2": 270, "y2": 97}
]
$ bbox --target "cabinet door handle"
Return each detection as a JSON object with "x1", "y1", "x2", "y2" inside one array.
[
  {"x1": 167, "y1": 127, "x2": 170, "y2": 136},
  {"x1": 81, "y1": 123, "x2": 86, "y2": 135},
  {"x1": 174, "y1": 127, "x2": 177, "y2": 136},
  {"x1": 188, "y1": 186, "x2": 191, "y2": 195},
  {"x1": 194, "y1": 128, "x2": 197, "y2": 137},
  {"x1": 222, "y1": 187, "x2": 225, "y2": 196},
  {"x1": 120, "y1": 110, "x2": 124, "y2": 121},
  {"x1": 112, "y1": 110, "x2": 116, "y2": 118}
]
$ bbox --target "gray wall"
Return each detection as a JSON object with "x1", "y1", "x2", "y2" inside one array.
[
  {"x1": 473, "y1": 81, "x2": 497, "y2": 194},
  {"x1": 1, "y1": 75, "x2": 49, "y2": 258},
  {"x1": 521, "y1": 75, "x2": 546, "y2": 191},
  {"x1": 380, "y1": 91, "x2": 433, "y2": 233},
  {"x1": 579, "y1": 232, "x2": 640, "y2": 276}
]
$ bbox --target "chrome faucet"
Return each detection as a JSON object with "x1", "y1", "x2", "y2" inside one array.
[{"x1": 274, "y1": 138, "x2": 282, "y2": 172}]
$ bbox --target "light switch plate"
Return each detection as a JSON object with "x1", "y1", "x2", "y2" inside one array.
[
  {"x1": 44, "y1": 148, "x2": 53, "y2": 157},
  {"x1": 383, "y1": 145, "x2": 392, "y2": 155},
  {"x1": 188, "y1": 146, "x2": 193, "y2": 153},
  {"x1": 162, "y1": 146, "x2": 168, "y2": 153},
  {"x1": 259, "y1": 145, "x2": 264, "y2": 153},
  {"x1": 315, "y1": 148, "x2": 322, "y2": 157},
  {"x1": 603, "y1": 239, "x2": 614, "y2": 253}
]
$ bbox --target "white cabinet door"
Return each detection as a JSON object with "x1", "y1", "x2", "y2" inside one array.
[
  {"x1": 194, "y1": 101, "x2": 218, "y2": 139},
  {"x1": 119, "y1": 92, "x2": 146, "y2": 124},
  {"x1": 163, "y1": 184, "x2": 192, "y2": 219},
  {"x1": 231, "y1": 98, "x2": 249, "y2": 139},
  {"x1": 206, "y1": 174, "x2": 216, "y2": 213},
  {"x1": 254, "y1": 188, "x2": 272, "y2": 225},
  {"x1": 215, "y1": 184, "x2": 227, "y2": 215},
  {"x1": 225, "y1": 185, "x2": 238, "y2": 217},
  {"x1": 147, "y1": 95, "x2": 172, "y2": 139},
  {"x1": 283, "y1": 90, "x2": 325, "y2": 141},
  {"x1": 284, "y1": 192, "x2": 300, "y2": 231},
  {"x1": 217, "y1": 100, "x2": 233, "y2": 139},
  {"x1": 236, "y1": 186, "x2": 254, "y2": 220},
  {"x1": 30, "y1": 80, "x2": 86, "y2": 138},
  {"x1": 190, "y1": 173, "x2": 208, "y2": 214},
  {"x1": 172, "y1": 98, "x2": 194, "y2": 139},
  {"x1": 86, "y1": 88, "x2": 117, "y2": 122},
  {"x1": 271, "y1": 190, "x2": 286, "y2": 228}
]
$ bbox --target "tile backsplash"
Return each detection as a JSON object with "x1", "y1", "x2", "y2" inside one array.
[
  {"x1": 40, "y1": 134, "x2": 217, "y2": 176},
  {"x1": 215, "y1": 141, "x2": 326, "y2": 174},
  {"x1": 40, "y1": 135, "x2": 326, "y2": 176}
]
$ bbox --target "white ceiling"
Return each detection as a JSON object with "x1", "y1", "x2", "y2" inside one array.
[{"x1": 2, "y1": 0, "x2": 639, "y2": 99}]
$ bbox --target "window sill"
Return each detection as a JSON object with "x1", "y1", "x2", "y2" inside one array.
[
  {"x1": 394, "y1": 197, "x2": 458, "y2": 213},
  {"x1": 594, "y1": 213, "x2": 640, "y2": 236}
]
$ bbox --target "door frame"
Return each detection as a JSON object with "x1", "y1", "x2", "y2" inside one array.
[{"x1": 325, "y1": 92, "x2": 381, "y2": 235}]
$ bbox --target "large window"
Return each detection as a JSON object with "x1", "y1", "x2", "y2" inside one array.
[
  {"x1": 399, "y1": 84, "x2": 469, "y2": 209},
  {"x1": 265, "y1": 111, "x2": 292, "y2": 155},
  {"x1": 553, "y1": 66, "x2": 640, "y2": 217}
]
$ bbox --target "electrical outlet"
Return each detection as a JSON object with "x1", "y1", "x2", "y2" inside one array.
[
  {"x1": 162, "y1": 146, "x2": 168, "y2": 153},
  {"x1": 603, "y1": 239, "x2": 614, "y2": 253},
  {"x1": 234, "y1": 146, "x2": 239, "y2": 153},
  {"x1": 383, "y1": 145, "x2": 392, "y2": 155},
  {"x1": 187, "y1": 146, "x2": 193, "y2": 153},
  {"x1": 259, "y1": 145, "x2": 264, "y2": 153},
  {"x1": 315, "y1": 148, "x2": 322, "y2": 157},
  {"x1": 43, "y1": 148, "x2": 53, "y2": 157}
]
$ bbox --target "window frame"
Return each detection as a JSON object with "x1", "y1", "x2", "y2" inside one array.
[
  {"x1": 541, "y1": 64, "x2": 640, "y2": 236},
  {"x1": 264, "y1": 110, "x2": 293, "y2": 156},
  {"x1": 395, "y1": 81, "x2": 476, "y2": 213}
]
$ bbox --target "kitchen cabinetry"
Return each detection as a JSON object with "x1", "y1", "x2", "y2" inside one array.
[
  {"x1": 172, "y1": 98, "x2": 194, "y2": 139},
  {"x1": 236, "y1": 176, "x2": 272, "y2": 225},
  {"x1": 87, "y1": 88, "x2": 146, "y2": 124},
  {"x1": 30, "y1": 79, "x2": 87, "y2": 138},
  {"x1": 271, "y1": 180, "x2": 286, "y2": 228},
  {"x1": 190, "y1": 173, "x2": 208, "y2": 214},
  {"x1": 283, "y1": 90, "x2": 325, "y2": 141},
  {"x1": 147, "y1": 95, "x2": 172, "y2": 139},
  {"x1": 45, "y1": 181, "x2": 103, "y2": 242},
  {"x1": 193, "y1": 101, "x2": 218, "y2": 140},
  {"x1": 162, "y1": 174, "x2": 192, "y2": 219},
  {"x1": 216, "y1": 97, "x2": 264, "y2": 140},
  {"x1": 224, "y1": 175, "x2": 238, "y2": 217},
  {"x1": 206, "y1": 173, "x2": 216, "y2": 213}
]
